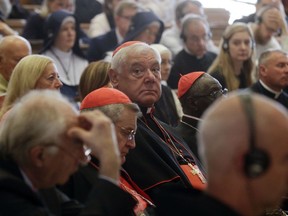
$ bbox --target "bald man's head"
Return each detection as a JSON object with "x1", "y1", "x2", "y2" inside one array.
[
  {"x1": 198, "y1": 92, "x2": 288, "y2": 176},
  {"x1": 198, "y1": 92, "x2": 288, "y2": 213},
  {"x1": 0, "y1": 35, "x2": 31, "y2": 81}
]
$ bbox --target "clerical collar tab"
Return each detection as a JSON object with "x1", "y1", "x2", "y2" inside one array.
[{"x1": 147, "y1": 107, "x2": 153, "y2": 114}]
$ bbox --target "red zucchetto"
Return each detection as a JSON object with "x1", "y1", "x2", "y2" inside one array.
[{"x1": 178, "y1": 72, "x2": 205, "y2": 98}]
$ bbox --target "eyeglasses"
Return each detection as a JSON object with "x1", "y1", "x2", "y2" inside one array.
[
  {"x1": 117, "y1": 125, "x2": 136, "y2": 141},
  {"x1": 192, "y1": 88, "x2": 228, "y2": 99},
  {"x1": 187, "y1": 34, "x2": 210, "y2": 43},
  {"x1": 119, "y1": 15, "x2": 133, "y2": 21},
  {"x1": 45, "y1": 142, "x2": 91, "y2": 166}
]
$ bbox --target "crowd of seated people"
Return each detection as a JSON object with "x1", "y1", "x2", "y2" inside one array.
[{"x1": 1, "y1": 0, "x2": 288, "y2": 215}]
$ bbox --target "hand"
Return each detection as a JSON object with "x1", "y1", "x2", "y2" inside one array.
[
  {"x1": 68, "y1": 110, "x2": 121, "y2": 181},
  {"x1": 264, "y1": 8, "x2": 287, "y2": 34},
  {"x1": 0, "y1": 21, "x2": 17, "y2": 36}
]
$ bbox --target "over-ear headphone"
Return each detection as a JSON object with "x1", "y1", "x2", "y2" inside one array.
[
  {"x1": 239, "y1": 94, "x2": 270, "y2": 178},
  {"x1": 222, "y1": 37, "x2": 255, "y2": 52}
]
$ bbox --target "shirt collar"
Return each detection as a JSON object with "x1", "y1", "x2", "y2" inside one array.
[
  {"x1": 259, "y1": 80, "x2": 282, "y2": 99},
  {"x1": 115, "y1": 28, "x2": 123, "y2": 44},
  {"x1": 20, "y1": 168, "x2": 38, "y2": 192}
]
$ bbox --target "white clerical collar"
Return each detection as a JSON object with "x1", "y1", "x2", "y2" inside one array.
[
  {"x1": 259, "y1": 80, "x2": 282, "y2": 99},
  {"x1": 161, "y1": 80, "x2": 168, "y2": 86},
  {"x1": 52, "y1": 46, "x2": 72, "y2": 57},
  {"x1": 146, "y1": 107, "x2": 153, "y2": 114},
  {"x1": 20, "y1": 168, "x2": 38, "y2": 192},
  {"x1": 115, "y1": 28, "x2": 123, "y2": 44},
  {"x1": 184, "y1": 45, "x2": 203, "y2": 59}
]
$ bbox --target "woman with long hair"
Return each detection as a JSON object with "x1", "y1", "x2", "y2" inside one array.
[{"x1": 208, "y1": 22, "x2": 255, "y2": 91}]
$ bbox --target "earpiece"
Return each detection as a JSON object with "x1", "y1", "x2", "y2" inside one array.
[
  {"x1": 239, "y1": 94, "x2": 270, "y2": 178},
  {"x1": 251, "y1": 39, "x2": 255, "y2": 50},
  {"x1": 222, "y1": 38, "x2": 255, "y2": 52},
  {"x1": 222, "y1": 38, "x2": 229, "y2": 51}
]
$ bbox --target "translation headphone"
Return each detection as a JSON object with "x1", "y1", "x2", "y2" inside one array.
[
  {"x1": 239, "y1": 94, "x2": 270, "y2": 178},
  {"x1": 221, "y1": 37, "x2": 255, "y2": 52}
]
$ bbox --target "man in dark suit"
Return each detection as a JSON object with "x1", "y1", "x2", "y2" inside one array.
[
  {"x1": 156, "y1": 92, "x2": 288, "y2": 216},
  {"x1": 87, "y1": 1, "x2": 138, "y2": 62},
  {"x1": 250, "y1": 48, "x2": 288, "y2": 109},
  {"x1": 167, "y1": 14, "x2": 216, "y2": 89},
  {"x1": 0, "y1": 90, "x2": 135, "y2": 215}
]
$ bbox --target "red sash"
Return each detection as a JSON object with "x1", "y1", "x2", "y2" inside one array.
[{"x1": 120, "y1": 177, "x2": 149, "y2": 215}]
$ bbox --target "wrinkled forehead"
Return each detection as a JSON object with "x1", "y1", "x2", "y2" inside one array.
[{"x1": 117, "y1": 44, "x2": 161, "y2": 63}]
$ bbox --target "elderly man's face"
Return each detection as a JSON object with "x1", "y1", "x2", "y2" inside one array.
[
  {"x1": 38, "y1": 106, "x2": 89, "y2": 187},
  {"x1": 114, "y1": 108, "x2": 137, "y2": 165},
  {"x1": 110, "y1": 47, "x2": 162, "y2": 107},
  {"x1": 184, "y1": 21, "x2": 209, "y2": 58}
]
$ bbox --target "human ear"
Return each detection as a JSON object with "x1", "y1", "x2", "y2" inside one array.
[
  {"x1": 108, "y1": 68, "x2": 119, "y2": 88},
  {"x1": 29, "y1": 146, "x2": 45, "y2": 167}
]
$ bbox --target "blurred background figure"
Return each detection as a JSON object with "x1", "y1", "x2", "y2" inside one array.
[
  {"x1": 78, "y1": 60, "x2": 112, "y2": 101},
  {"x1": 22, "y1": 0, "x2": 76, "y2": 39},
  {"x1": 234, "y1": 0, "x2": 286, "y2": 23},
  {"x1": 87, "y1": 0, "x2": 138, "y2": 62},
  {"x1": 40, "y1": 9, "x2": 88, "y2": 104},
  {"x1": 167, "y1": 14, "x2": 217, "y2": 90},
  {"x1": 136, "y1": 0, "x2": 177, "y2": 29},
  {"x1": 208, "y1": 22, "x2": 255, "y2": 91},
  {"x1": 122, "y1": 10, "x2": 164, "y2": 44},
  {"x1": 0, "y1": 35, "x2": 31, "y2": 102},
  {"x1": 0, "y1": 0, "x2": 18, "y2": 37},
  {"x1": 0, "y1": 0, "x2": 12, "y2": 19},
  {"x1": 0, "y1": 55, "x2": 62, "y2": 119},
  {"x1": 74, "y1": 0, "x2": 102, "y2": 23},
  {"x1": 248, "y1": 5, "x2": 283, "y2": 60},
  {"x1": 150, "y1": 43, "x2": 181, "y2": 126},
  {"x1": 88, "y1": 0, "x2": 123, "y2": 38},
  {"x1": 160, "y1": 0, "x2": 218, "y2": 57}
]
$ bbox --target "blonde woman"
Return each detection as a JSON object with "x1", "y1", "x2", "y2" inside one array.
[
  {"x1": 22, "y1": 0, "x2": 75, "y2": 39},
  {"x1": 0, "y1": 54, "x2": 62, "y2": 119},
  {"x1": 208, "y1": 22, "x2": 255, "y2": 91}
]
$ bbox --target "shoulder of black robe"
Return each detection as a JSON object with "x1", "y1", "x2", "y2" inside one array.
[
  {"x1": 155, "y1": 185, "x2": 241, "y2": 216},
  {"x1": 154, "y1": 85, "x2": 179, "y2": 126}
]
